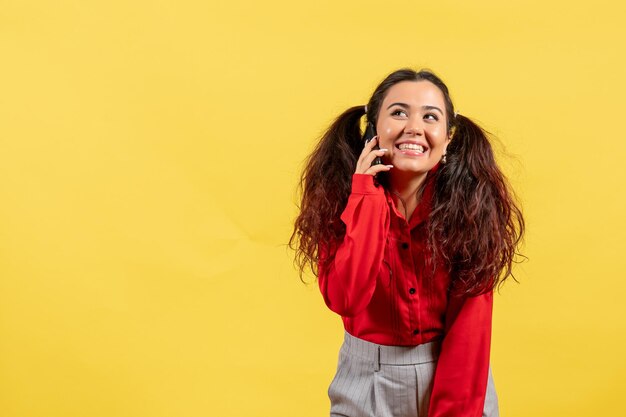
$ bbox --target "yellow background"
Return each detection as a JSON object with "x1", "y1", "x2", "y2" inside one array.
[{"x1": 1, "y1": 1, "x2": 625, "y2": 416}]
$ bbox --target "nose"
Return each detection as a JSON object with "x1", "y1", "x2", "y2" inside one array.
[{"x1": 404, "y1": 117, "x2": 424, "y2": 136}]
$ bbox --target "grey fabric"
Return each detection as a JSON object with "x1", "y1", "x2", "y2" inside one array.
[
  {"x1": 483, "y1": 367, "x2": 499, "y2": 417},
  {"x1": 328, "y1": 331, "x2": 499, "y2": 417}
]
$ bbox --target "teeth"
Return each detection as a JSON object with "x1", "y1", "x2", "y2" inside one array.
[{"x1": 398, "y1": 143, "x2": 425, "y2": 153}]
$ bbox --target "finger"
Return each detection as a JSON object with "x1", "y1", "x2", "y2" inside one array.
[
  {"x1": 355, "y1": 148, "x2": 388, "y2": 174},
  {"x1": 363, "y1": 148, "x2": 388, "y2": 166},
  {"x1": 358, "y1": 136, "x2": 378, "y2": 158},
  {"x1": 357, "y1": 137, "x2": 380, "y2": 168},
  {"x1": 357, "y1": 149, "x2": 387, "y2": 172},
  {"x1": 364, "y1": 164, "x2": 394, "y2": 176}
]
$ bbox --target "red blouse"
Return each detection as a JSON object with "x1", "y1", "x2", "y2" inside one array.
[{"x1": 318, "y1": 170, "x2": 492, "y2": 417}]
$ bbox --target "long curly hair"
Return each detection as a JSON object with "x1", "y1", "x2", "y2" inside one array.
[{"x1": 290, "y1": 68, "x2": 525, "y2": 296}]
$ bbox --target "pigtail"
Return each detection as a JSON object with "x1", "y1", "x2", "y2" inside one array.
[
  {"x1": 431, "y1": 114, "x2": 524, "y2": 295},
  {"x1": 290, "y1": 106, "x2": 366, "y2": 279}
]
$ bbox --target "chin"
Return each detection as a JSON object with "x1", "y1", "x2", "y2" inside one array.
[{"x1": 392, "y1": 159, "x2": 434, "y2": 173}]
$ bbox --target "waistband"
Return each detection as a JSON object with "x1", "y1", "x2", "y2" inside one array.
[{"x1": 341, "y1": 331, "x2": 440, "y2": 370}]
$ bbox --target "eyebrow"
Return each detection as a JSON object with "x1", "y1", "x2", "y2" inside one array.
[{"x1": 386, "y1": 102, "x2": 444, "y2": 115}]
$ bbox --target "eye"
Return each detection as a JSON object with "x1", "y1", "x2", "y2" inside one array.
[
  {"x1": 391, "y1": 109, "x2": 408, "y2": 117},
  {"x1": 424, "y1": 113, "x2": 439, "y2": 121}
]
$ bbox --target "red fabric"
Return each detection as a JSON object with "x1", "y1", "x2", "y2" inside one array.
[{"x1": 318, "y1": 171, "x2": 492, "y2": 417}]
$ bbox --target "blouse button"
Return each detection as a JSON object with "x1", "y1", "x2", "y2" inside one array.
[
  {"x1": 413, "y1": 329, "x2": 420, "y2": 335},
  {"x1": 401, "y1": 242, "x2": 409, "y2": 249},
  {"x1": 409, "y1": 288, "x2": 416, "y2": 295}
]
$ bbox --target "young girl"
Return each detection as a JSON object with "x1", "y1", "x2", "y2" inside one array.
[{"x1": 291, "y1": 69, "x2": 524, "y2": 417}]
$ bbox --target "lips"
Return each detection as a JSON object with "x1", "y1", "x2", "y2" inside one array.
[
  {"x1": 397, "y1": 143, "x2": 425, "y2": 153},
  {"x1": 396, "y1": 141, "x2": 428, "y2": 155}
]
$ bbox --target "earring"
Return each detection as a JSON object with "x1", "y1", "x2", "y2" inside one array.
[{"x1": 441, "y1": 153, "x2": 447, "y2": 164}]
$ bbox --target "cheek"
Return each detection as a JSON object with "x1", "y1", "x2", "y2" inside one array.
[
  {"x1": 429, "y1": 127, "x2": 448, "y2": 147},
  {"x1": 377, "y1": 121, "x2": 397, "y2": 148}
]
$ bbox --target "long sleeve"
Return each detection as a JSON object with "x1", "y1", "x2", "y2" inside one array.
[
  {"x1": 317, "y1": 174, "x2": 390, "y2": 317},
  {"x1": 428, "y1": 291, "x2": 493, "y2": 417}
]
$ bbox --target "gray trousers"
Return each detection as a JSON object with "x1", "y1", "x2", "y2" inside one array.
[{"x1": 328, "y1": 331, "x2": 499, "y2": 417}]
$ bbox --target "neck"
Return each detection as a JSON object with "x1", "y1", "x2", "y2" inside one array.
[{"x1": 388, "y1": 170, "x2": 429, "y2": 220}]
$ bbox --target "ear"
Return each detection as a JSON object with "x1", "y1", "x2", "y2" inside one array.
[
  {"x1": 442, "y1": 130, "x2": 452, "y2": 155},
  {"x1": 447, "y1": 125, "x2": 456, "y2": 140}
]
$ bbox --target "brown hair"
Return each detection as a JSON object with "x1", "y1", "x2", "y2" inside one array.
[{"x1": 290, "y1": 68, "x2": 525, "y2": 296}]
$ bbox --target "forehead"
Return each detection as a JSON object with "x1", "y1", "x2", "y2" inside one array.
[{"x1": 382, "y1": 80, "x2": 445, "y2": 106}]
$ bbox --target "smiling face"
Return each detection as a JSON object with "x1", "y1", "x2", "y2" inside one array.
[{"x1": 376, "y1": 80, "x2": 450, "y2": 176}]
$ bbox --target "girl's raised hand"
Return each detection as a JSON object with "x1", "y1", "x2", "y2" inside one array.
[{"x1": 355, "y1": 137, "x2": 393, "y2": 176}]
